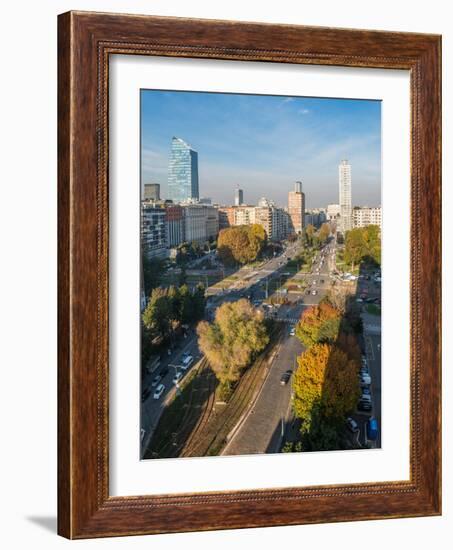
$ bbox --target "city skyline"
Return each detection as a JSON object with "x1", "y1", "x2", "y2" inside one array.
[{"x1": 141, "y1": 90, "x2": 381, "y2": 208}]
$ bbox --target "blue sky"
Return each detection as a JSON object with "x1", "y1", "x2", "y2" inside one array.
[{"x1": 141, "y1": 90, "x2": 381, "y2": 208}]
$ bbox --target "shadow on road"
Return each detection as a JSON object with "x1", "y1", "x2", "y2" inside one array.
[{"x1": 283, "y1": 257, "x2": 381, "y2": 453}]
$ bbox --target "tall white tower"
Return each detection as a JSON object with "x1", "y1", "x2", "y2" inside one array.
[{"x1": 339, "y1": 160, "x2": 352, "y2": 233}]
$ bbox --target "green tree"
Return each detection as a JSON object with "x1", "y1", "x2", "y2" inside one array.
[
  {"x1": 142, "y1": 287, "x2": 172, "y2": 339},
  {"x1": 142, "y1": 256, "x2": 165, "y2": 296},
  {"x1": 295, "y1": 302, "x2": 342, "y2": 348},
  {"x1": 192, "y1": 283, "x2": 206, "y2": 321},
  {"x1": 197, "y1": 299, "x2": 269, "y2": 386},
  {"x1": 178, "y1": 284, "x2": 192, "y2": 325},
  {"x1": 344, "y1": 225, "x2": 381, "y2": 268},
  {"x1": 167, "y1": 285, "x2": 181, "y2": 325}
]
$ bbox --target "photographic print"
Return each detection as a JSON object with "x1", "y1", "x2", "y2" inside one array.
[{"x1": 140, "y1": 90, "x2": 382, "y2": 460}]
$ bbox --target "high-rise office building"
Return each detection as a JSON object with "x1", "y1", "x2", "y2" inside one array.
[
  {"x1": 168, "y1": 137, "x2": 199, "y2": 203},
  {"x1": 288, "y1": 181, "x2": 305, "y2": 234},
  {"x1": 234, "y1": 187, "x2": 244, "y2": 206},
  {"x1": 339, "y1": 160, "x2": 352, "y2": 233},
  {"x1": 143, "y1": 183, "x2": 161, "y2": 201}
]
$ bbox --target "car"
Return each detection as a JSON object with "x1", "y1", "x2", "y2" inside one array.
[
  {"x1": 346, "y1": 417, "x2": 359, "y2": 433},
  {"x1": 356, "y1": 298, "x2": 363, "y2": 303},
  {"x1": 305, "y1": 290, "x2": 311, "y2": 295},
  {"x1": 362, "y1": 386, "x2": 371, "y2": 395},
  {"x1": 173, "y1": 371, "x2": 183, "y2": 384},
  {"x1": 151, "y1": 374, "x2": 162, "y2": 387},
  {"x1": 358, "y1": 400, "x2": 372, "y2": 412},
  {"x1": 366, "y1": 417, "x2": 379, "y2": 441},
  {"x1": 360, "y1": 393, "x2": 372, "y2": 402},
  {"x1": 280, "y1": 372, "x2": 291, "y2": 385},
  {"x1": 289, "y1": 327, "x2": 296, "y2": 336},
  {"x1": 361, "y1": 374, "x2": 372, "y2": 385},
  {"x1": 141, "y1": 387, "x2": 152, "y2": 403},
  {"x1": 312, "y1": 290, "x2": 318, "y2": 296},
  {"x1": 153, "y1": 384, "x2": 165, "y2": 400}
]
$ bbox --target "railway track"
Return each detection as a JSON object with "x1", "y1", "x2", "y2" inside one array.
[
  {"x1": 182, "y1": 324, "x2": 284, "y2": 457},
  {"x1": 180, "y1": 366, "x2": 218, "y2": 456}
]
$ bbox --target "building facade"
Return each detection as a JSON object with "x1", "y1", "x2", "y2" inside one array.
[
  {"x1": 184, "y1": 204, "x2": 219, "y2": 244},
  {"x1": 216, "y1": 202, "x2": 288, "y2": 241},
  {"x1": 143, "y1": 183, "x2": 161, "y2": 201},
  {"x1": 326, "y1": 203, "x2": 341, "y2": 221},
  {"x1": 254, "y1": 206, "x2": 272, "y2": 240},
  {"x1": 305, "y1": 208, "x2": 327, "y2": 228},
  {"x1": 141, "y1": 202, "x2": 167, "y2": 259},
  {"x1": 339, "y1": 160, "x2": 352, "y2": 233},
  {"x1": 288, "y1": 181, "x2": 306, "y2": 235},
  {"x1": 217, "y1": 206, "x2": 235, "y2": 229},
  {"x1": 353, "y1": 206, "x2": 382, "y2": 229},
  {"x1": 168, "y1": 137, "x2": 199, "y2": 203},
  {"x1": 165, "y1": 204, "x2": 184, "y2": 247}
]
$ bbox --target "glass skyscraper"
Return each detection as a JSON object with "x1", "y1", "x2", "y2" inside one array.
[{"x1": 168, "y1": 137, "x2": 199, "y2": 203}]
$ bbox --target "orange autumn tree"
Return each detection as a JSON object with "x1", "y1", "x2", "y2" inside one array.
[
  {"x1": 217, "y1": 224, "x2": 266, "y2": 266},
  {"x1": 295, "y1": 302, "x2": 342, "y2": 348},
  {"x1": 292, "y1": 343, "x2": 360, "y2": 429}
]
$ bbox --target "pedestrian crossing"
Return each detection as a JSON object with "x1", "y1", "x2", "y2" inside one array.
[{"x1": 269, "y1": 316, "x2": 300, "y2": 324}]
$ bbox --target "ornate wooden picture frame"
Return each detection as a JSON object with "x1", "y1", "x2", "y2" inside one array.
[{"x1": 58, "y1": 11, "x2": 441, "y2": 539}]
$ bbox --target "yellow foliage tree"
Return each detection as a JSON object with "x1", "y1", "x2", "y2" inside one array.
[{"x1": 292, "y1": 343, "x2": 360, "y2": 428}]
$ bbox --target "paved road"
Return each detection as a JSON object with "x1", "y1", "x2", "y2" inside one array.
[
  {"x1": 223, "y1": 325, "x2": 304, "y2": 456},
  {"x1": 140, "y1": 333, "x2": 202, "y2": 456},
  {"x1": 221, "y1": 241, "x2": 336, "y2": 456}
]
